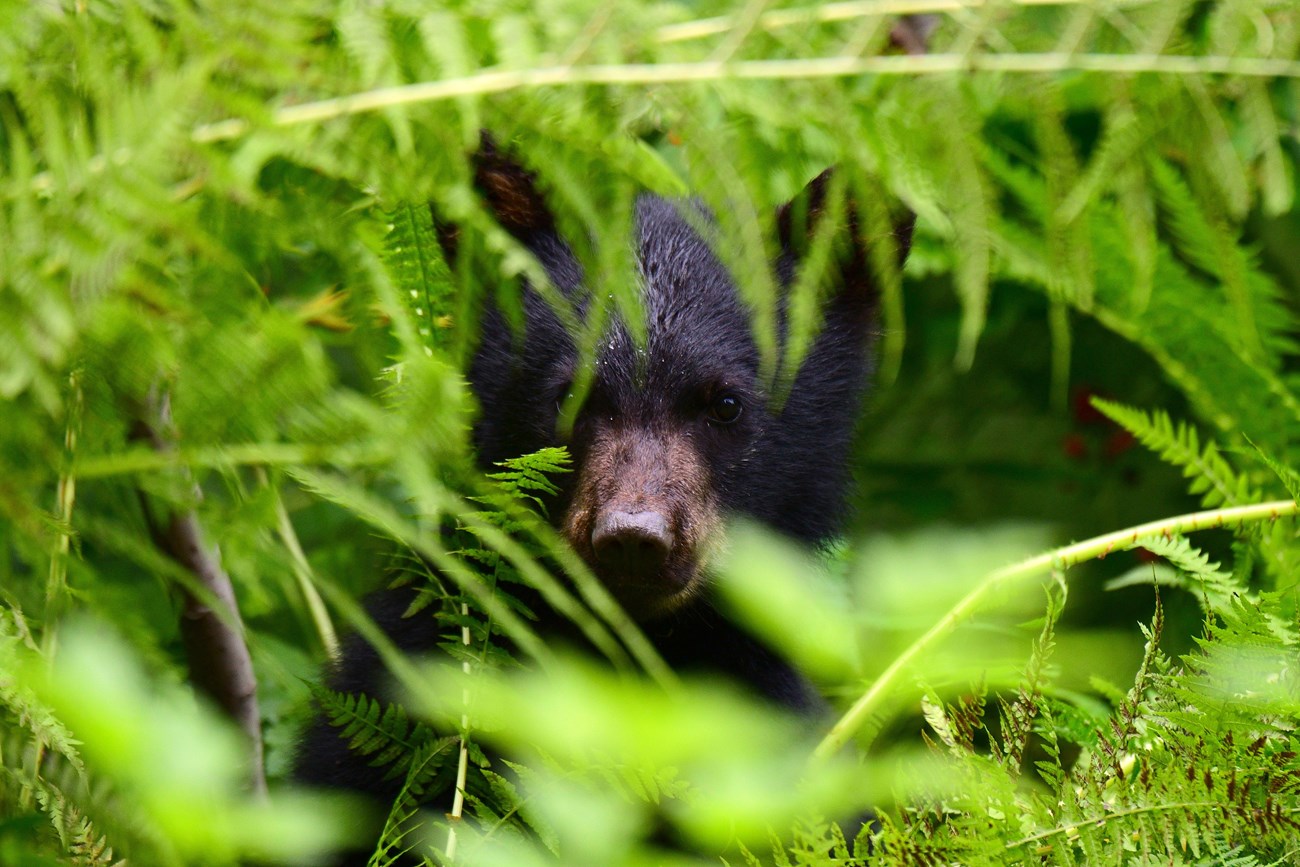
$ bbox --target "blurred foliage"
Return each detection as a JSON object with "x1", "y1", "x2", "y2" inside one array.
[{"x1": 1, "y1": 0, "x2": 1299, "y2": 865}]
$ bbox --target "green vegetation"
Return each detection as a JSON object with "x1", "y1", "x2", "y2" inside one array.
[{"x1": 2, "y1": 1, "x2": 1298, "y2": 864}]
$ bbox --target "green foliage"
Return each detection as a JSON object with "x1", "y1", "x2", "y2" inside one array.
[
  {"x1": 2, "y1": 618, "x2": 352, "y2": 865},
  {"x1": 1, "y1": 0, "x2": 1299, "y2": 865},
  {"x1": 1093, "y1": 401, "x2": 1259, "y2": 508},
  {"x1": 313, "y1": 688, "x2": 446, "y2": 782}
]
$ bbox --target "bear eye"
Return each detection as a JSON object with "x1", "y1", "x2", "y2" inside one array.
[{"x1": 707, "y1": 393, "x2": 743, "y2": 425}]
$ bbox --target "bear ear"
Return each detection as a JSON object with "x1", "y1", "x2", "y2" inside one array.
[
  {"x1": 775, "y1": 167, "x2": 914, "y2": 303},
  {"x1": 433, "y1": 131, "x2": 558, "y2": 264},
  {"x1": 472, "y1": 131, "x2": 557, "y2": 236}
]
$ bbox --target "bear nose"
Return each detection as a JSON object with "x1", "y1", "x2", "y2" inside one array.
[{"x1": 591, "y1": 510, "x2": 673, "y2": 578}]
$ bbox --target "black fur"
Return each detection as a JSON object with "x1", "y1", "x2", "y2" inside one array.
[{"x1": 294, "y1": 141, "x2": 911, "y2": 861}]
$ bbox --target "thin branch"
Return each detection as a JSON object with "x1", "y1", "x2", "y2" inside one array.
[
  {"x1": 190, "y1": 53, "x2": 1300, "y2": 145},
  {"x1": 33, "y1": 371, "x2": 83, "y2": 788},
  {"x1": 134, "y1": 389, "x2": 267, "y2": 796},
  {"x1": 810, "y1": 498, "x2": 1300, "y2": 763},
  {"x1": 655, "y1": 0, "x2": 1102, "y2": 43},
  {"x1": 43, "y1": 371, "x2": 82, "y2": 657},
  {"x1": 1007, "y1": 799, "x2": 1300, "y2": 849}
]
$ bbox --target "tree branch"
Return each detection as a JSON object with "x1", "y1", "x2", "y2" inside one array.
[{"x1": 134, "y1": 389, "x2": 266, "y2": 796}]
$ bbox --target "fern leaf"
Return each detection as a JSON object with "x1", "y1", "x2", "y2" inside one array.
[
  {"x1": 993, "y1": 578, "x2": 1065, "y2": 776},
  {"x1": 1242, "y1": 80, "x2": 1294, "y2": 217},
  {"x1": 0, "y1": 611, "x2": 84, "y2": 771},
  {"x1": 1110, "y1": 533, "x2": 1243, "y2": 617},
  {"x1": 1248, "y1": 438, "x2": 1300, "y2": 505},
  {"x1": 337, "y1": 2, "x2": 398, "y2": 87},
  {"x1": 369, "y1": 736, "x2": 458, "y2": 867},
  {"x1": 314, "y1": 688, "x2": 435, "y2": 780},
  {"x1": 381, "y1": 202, "x2": 455, "y2": 357},
  {"x1": 485, "y1": 447, "x2": 572, "y2": 508},
  {"x1": 1092, "y1": 399, "x2": 1255, "y2": 508},
  {"x1": 919, "y1": 692, "x2": 961, "y2": 755}
]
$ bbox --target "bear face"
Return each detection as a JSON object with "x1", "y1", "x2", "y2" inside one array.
[{"x1": 462, "y1": 144, "x2": 911, "y2": 620}]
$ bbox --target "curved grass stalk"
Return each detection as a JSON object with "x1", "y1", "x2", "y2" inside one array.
[
  {"x1": 262, "y1": 469, "x2": 339, "y2": 657},
  {"x1": 43, "y1": 371, "x2": 81, "y2": 657},
  {"x1": 1007, "y1": 799, "x2": 1300, "y2": 850},
  {"x1": 74, "y1": 442, "x2": 393, "y2": 478},
  {"x1": 810, "y1": 498, "x2": 1300, "y2": 763},
  {"x1": 655, "y1": 0, "x2": 1094, "y2": 44},
  {"x1": 191, "y1": 53, "x2": 1300, "y2": 144}
]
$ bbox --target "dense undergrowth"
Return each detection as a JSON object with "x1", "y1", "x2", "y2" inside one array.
[{"x1": 2, "y1": 1, "x2": 1299, "y2": 865}]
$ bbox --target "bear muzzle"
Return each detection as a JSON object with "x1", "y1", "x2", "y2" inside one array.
[
  {"x1": 591, "y1": 509, "x2": 674, "y2": 579},
  {"x1": 562, "y1": 422, "x2": 720, "y2": 617}
]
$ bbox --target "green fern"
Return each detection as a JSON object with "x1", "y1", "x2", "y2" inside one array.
[
  {"x1": 380, "y1": 201, "x2": 457, "y2": 359},
  {"x1": 369, "y1": 737, "x2": 460, "y2": 867},
  {"x1": 345, "y1": 444, "x2": 576, "y2": 864},
  {"x1": 0, "y1": 610, "x2": 83, "y2": 773},
  {"x1": 1092, "y1": 400, "x2": 1257, "y2": 508},
  {"x1": 482, "y1": 447, "x2": 572, "y2": 514},
  {"x1": 314, "y1": 688, "x2": 439, "y2": 782},
  {"x1": 985, "y1": 145, "x2": 1300, "y2": 455},
  {"x1": 1, "y1": 1, "x2": 1299, "y2": 865},
  {"x1": 792, "y1": 587, "x2": 1300, "y2": 865},
  {"x1": 992, "y1": 578, "x2": 1066, "y2": 777},
  {"x1": 1092, "y1": 400, "x2": 1300, "y2": 592},
  {"x1": 1106, "y1": 533, "x2": 1244, "y2": 617}
]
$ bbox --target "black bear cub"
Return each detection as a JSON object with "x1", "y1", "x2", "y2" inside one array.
[{"x1": 295, "y1": 137, "x2": 912, "y2": 854}]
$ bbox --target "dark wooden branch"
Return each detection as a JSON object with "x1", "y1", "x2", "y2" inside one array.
[{"x1": 133, "y1": 389, "x2": 267, "y2": 796}]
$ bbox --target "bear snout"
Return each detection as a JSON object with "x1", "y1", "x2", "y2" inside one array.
[
  {"x1": 562, "y1": 421, "x2": 720, "y2": 617},
  {"x1": 591, "y1": 509, "x2": 674, "y2": 579}
]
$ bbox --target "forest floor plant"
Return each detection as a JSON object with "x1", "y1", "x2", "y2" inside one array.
[{"x1": 1, "y1": 0, "x2": 1298, "y2": 865}]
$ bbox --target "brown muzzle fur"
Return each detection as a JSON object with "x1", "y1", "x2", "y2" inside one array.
[{"x1": 561, "y1": 422, "x2": 721, "y2": 617}]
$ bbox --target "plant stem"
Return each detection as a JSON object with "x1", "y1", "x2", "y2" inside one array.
[
  {"x1": 75, "y1": 441, "x2": 394, "y2": 478},
  {"x1": 191, "y1": 53, "x2": 1300, "y2": 144},
  {"x1": 42, "y1": 371, "x2": 81, "y2": 659},
  {"x1": 1007, "y1": 799, "x2": 1300, "y2": 849},
  {"x1": 811, "y1": 498, "x2": 1300, "y2": 763},
  {"x1": 655, "y1": 0, "x2": 1085, "y2": 44},
  {"x1": 445, "y1": 602, "x2": 472, "y2": 863}
]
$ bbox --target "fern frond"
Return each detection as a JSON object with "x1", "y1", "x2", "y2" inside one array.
[
  {"x1": 1084, "y1": 595, "x2": 1168, "y2": 794},
  {"x1": 65, "y1": 813, "x2": 121, "y2": 867},
  {"x1": 1150, "y1": 158, "x2": 1295, "y2": 363},
  {"x1": 1094, "y1": 401, "x2": 1300, "y2": 591},
  {"x1": 986, "y1": 144, "x2": 1300, "y2": 454},
  {"x1": 992, "y1": 578, "x2": 1065, "y2": 776},
  {"x1": 370, "y1": 736, "x2": 459, "y2": 867},
  {"x1": 380, "y1": 201, "x2": 456, "y2": 358},
  {"x1": 1022, "y1": 587, "x2": 1300, "y2": 863},
  {"x1": 314, "y1": 688, "x2": 436, "y2": 780},
  {"x1": 1242, "y1": 80, "x2": 1294, "y2": 217},
  {"x1": 336, "y1": 3, "x2": 401, "y2": 89},
  {"x1": 1093, "y1": 399, "x2": 1256, "y2": 508},
  {"x1": 1249, "y1": 439, "x2": 1300, "y2": 505},
  {"x1": 1, "y1": 744, "x2": 124, "y2": 867},
  {"x1": 1107, "y1": 533, "x2": 1244, "y2": 617},
  {"x1": 0, "y1": 610, "x2": 84, "y2": 771},
  {"x1": 482, "y1": 447, "x2": 572, "y2": 513}
]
